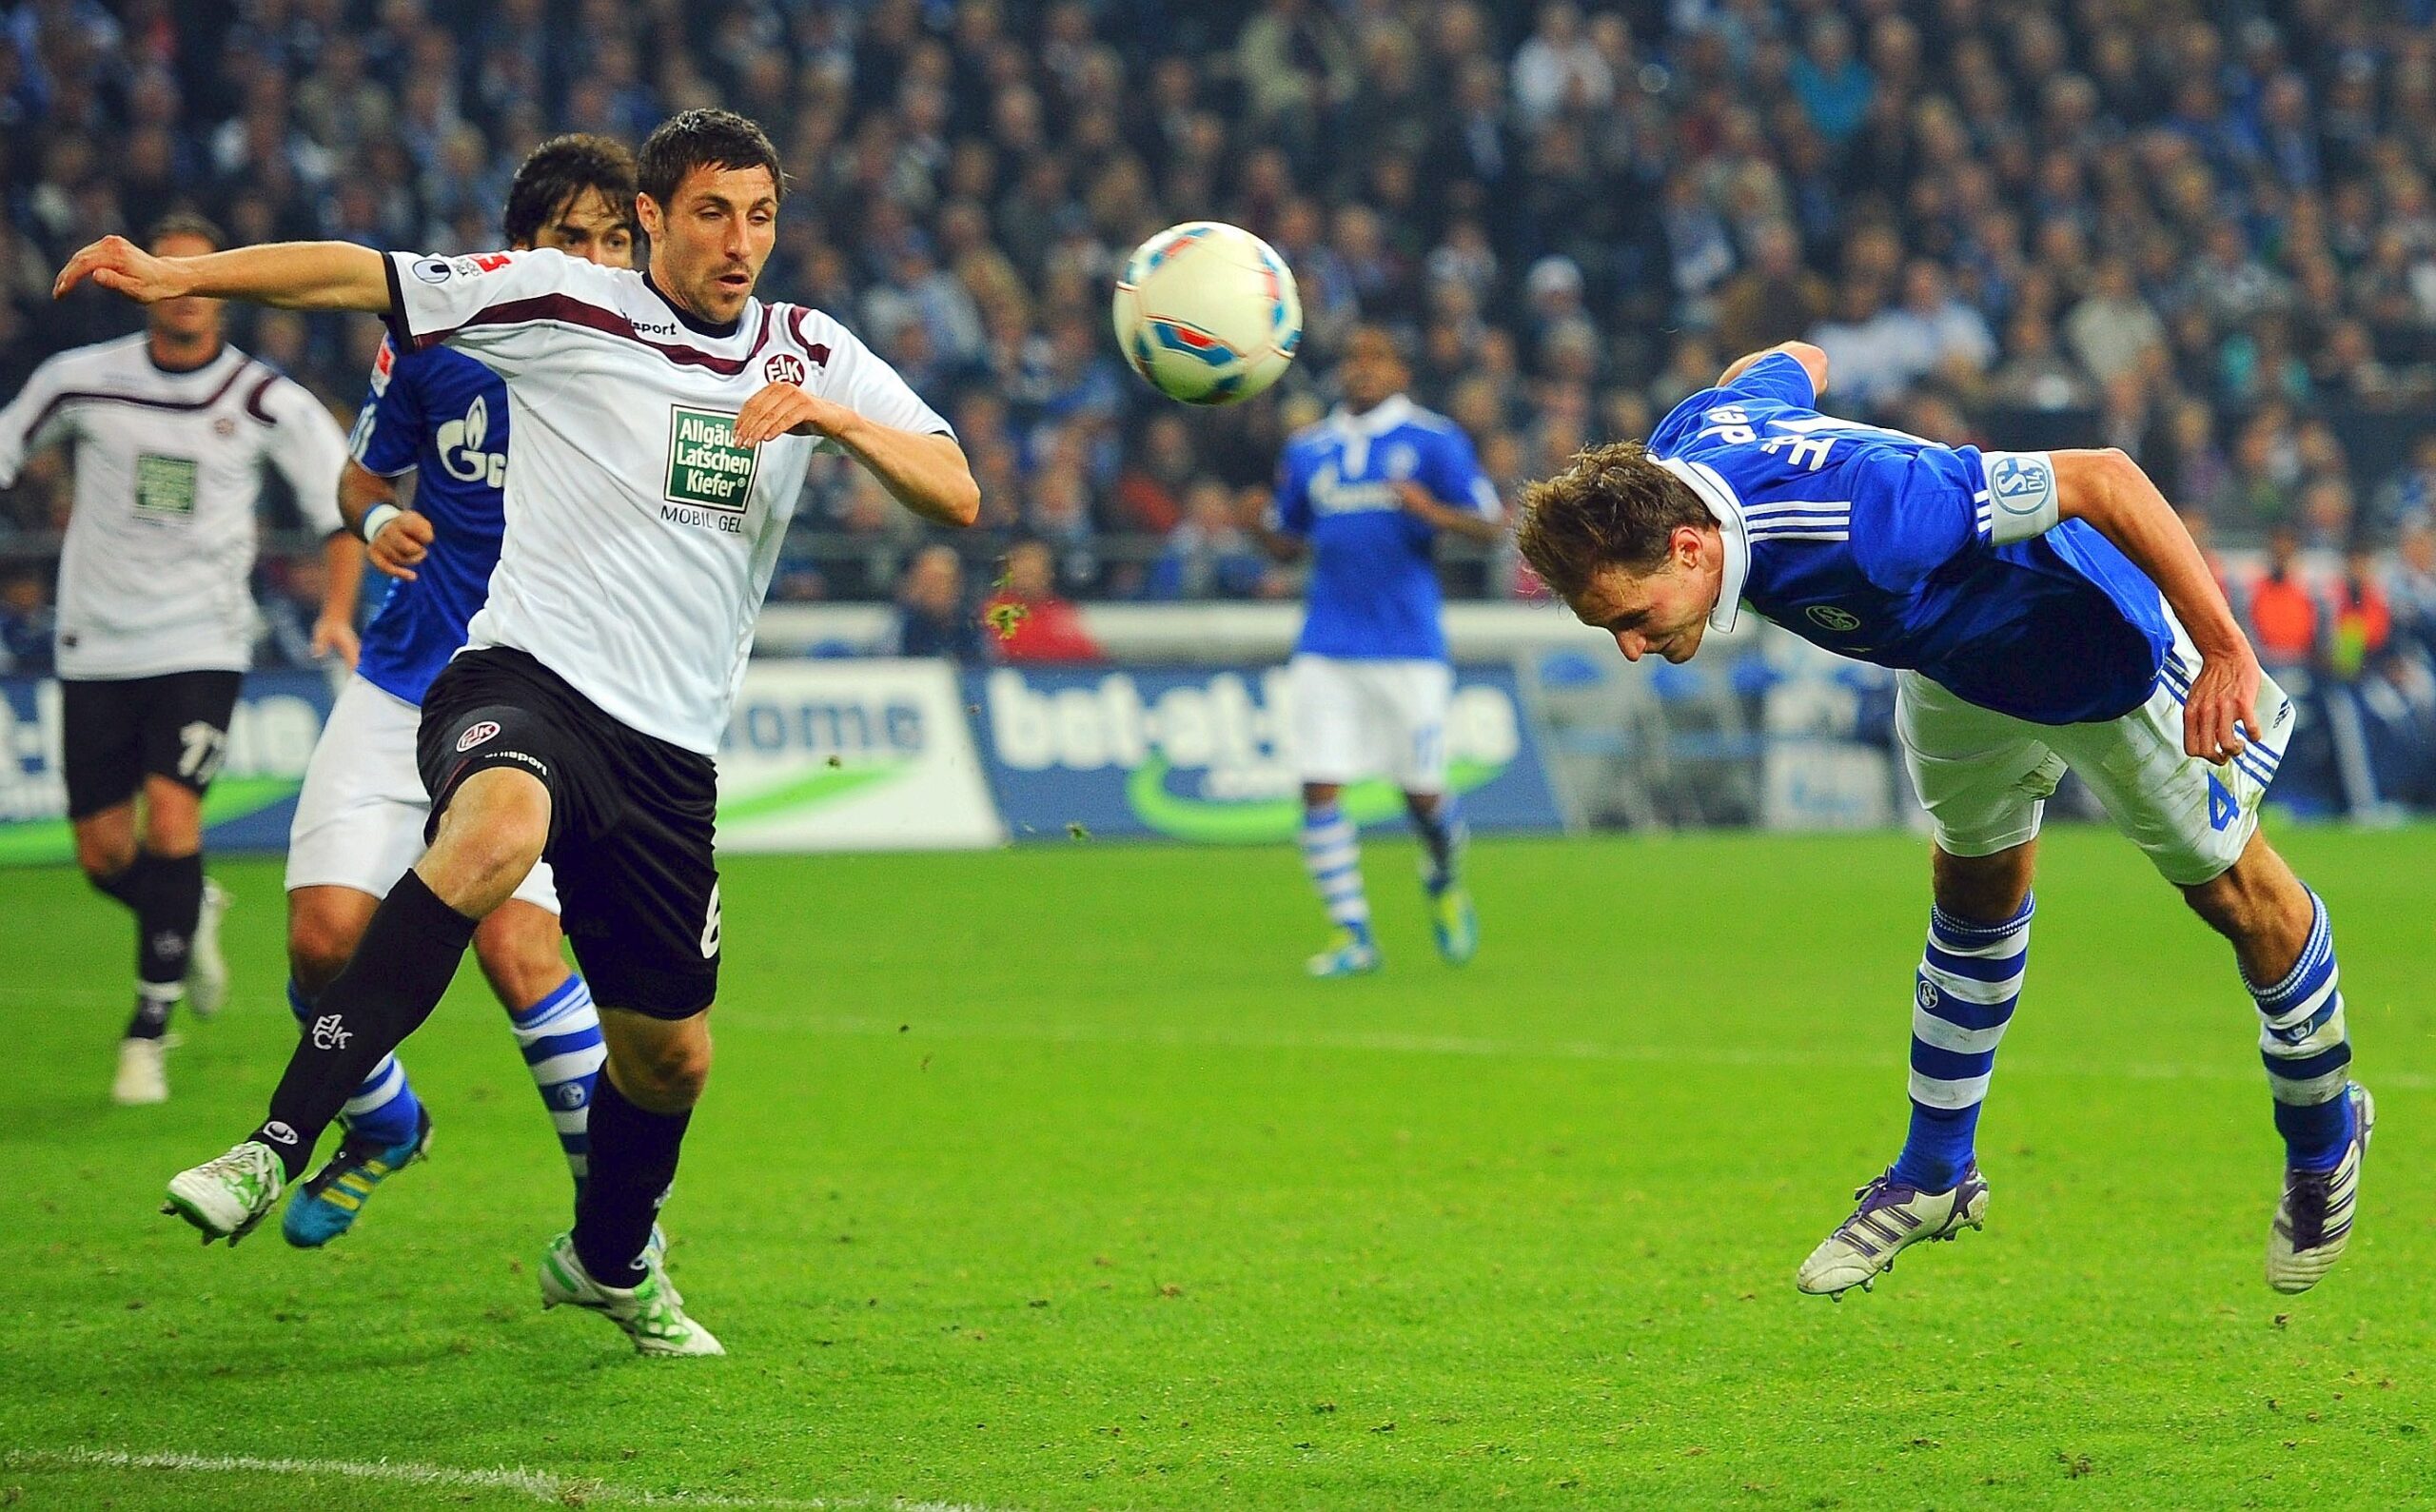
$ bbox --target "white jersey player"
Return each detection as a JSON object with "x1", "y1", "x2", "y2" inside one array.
[
  {"x1": 59, "y1": 108, "x2": 979, "y2": 1356},
  {"x1": 0, "y1": 211, "x2": 354, "y2": 1106}
]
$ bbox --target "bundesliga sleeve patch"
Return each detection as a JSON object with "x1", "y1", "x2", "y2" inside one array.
[{"x1": 1983, "y1": 451, "x2": 2061, "y2": 544}]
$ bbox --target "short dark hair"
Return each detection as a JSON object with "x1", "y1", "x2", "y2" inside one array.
[
  {"x1": 502, "y1": 133, "x2": 638, "y2": 246},
  {"x1": 1515, "y1": 440, "x2": 1713, "y2": 599},
  {"x1": 637, "y1": 108, "x2": 786, "y2": 208},
  {"x1": 145, "y1": 211, "x2": 226, "y2": 253}
]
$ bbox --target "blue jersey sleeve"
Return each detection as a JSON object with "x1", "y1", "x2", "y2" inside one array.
[
  {"x1": 347, "y1": 337, "x2": 424, "y2": 478},
  {"x1": 1720, "y1": 350, "x2": 1817, "y2": 409},
  {"x1": 1421, "y1": 425, "x2": 1502, "y2": 520},
  {"x1": 1844, "y1": 442, "x2": 1994, "y2": 592},
  {"x1": 1267, "y1": 439, "x2": 1315, "y2": 538}
]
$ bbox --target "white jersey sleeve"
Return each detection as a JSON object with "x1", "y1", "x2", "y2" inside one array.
[
  {"x1": 804, "y1": 317, "x2": 954, "y2": 442},
  {"x1": 382, "y1": 247, "x2": 595, "y2": 379},
  {"x1": 0, "y1": 350, "x2": 76, "y2": 489},
  {"x1": 251, "y1": 373, "x2": 350, "y2": 536}
]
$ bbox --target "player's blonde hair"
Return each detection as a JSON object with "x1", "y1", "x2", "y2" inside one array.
[{"x1": 1516, "y1": 440, "x2": 1710, "y2": 599}]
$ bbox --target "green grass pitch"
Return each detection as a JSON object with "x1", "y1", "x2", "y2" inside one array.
[{"x1": 2, "y1": 826, "x2": 2432, "y2": 1509}]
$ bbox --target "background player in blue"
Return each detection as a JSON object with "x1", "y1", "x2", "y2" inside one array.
[
  {"x1": 1250, "y1": 326, "x2": 1504, "y2": 977},
  {"x1": 1515, "y1": 340, "x2": 2371, "y2": 1298},
  {"x1": 277, "y1": 136, "x2": 638, "y2": 1247}
]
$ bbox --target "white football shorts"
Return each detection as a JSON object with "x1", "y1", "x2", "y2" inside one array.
[
  {"x1": 1897, "y1": 608, "x2": 2294, "y2": 887},
  {"x1": 1287, "y1": 654, "x2": 1453, "y2": 794},
  {"x1": 285, "y1": 673, "x2": 560, "y2": 911}
]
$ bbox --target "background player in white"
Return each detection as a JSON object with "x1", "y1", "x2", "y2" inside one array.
[
  {"x1": 277, "y1": 136, "x2": 639, "y2": 1249},
  {"x1": 0, "y1": 211, "x2": 354, "y2": 1106},
  {"x1": 1516, "y1": 340, "x2": 2371, "y2": 1298},
  {"x1": 1250, "y1": 326, "x2": 1504, "y2": 977},
  {"x1": 58, "y1": 108, "x2": 979, "y2": 1354}
]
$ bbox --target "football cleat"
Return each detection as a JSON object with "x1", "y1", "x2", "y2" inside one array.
[
  {"x1": 1798, "y1": 1165, "x2": 1989, "y2": 1298},
  {"x1": 2268, "y1": 1082, "x2": 2373, "y2": 1295},
  {"x1": 186, "y1": 878, "x2": 231, "y2": 1019},
  {"x1": 540, "y1": 1230, "x2": 722, "y2": 1357},
  {"x1": 113, "y1": 1035, "x2": 168, "y2": 1106},
  {"x1": 162, "y1": 1141, "x2": 285, "y2": 1246},
  {"x1": 1429, "y1": 883, "x2": 1479, "y2": 966},
  {"x1": 1306, "y1": 927, "x2": 1382, "y2": 979},
  {"x1": 282, "y1": 1105, "x2": 435, "y2": 1247}
]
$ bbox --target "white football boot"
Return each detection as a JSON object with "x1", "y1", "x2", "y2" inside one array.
[
  {"x1": 112, "y1": 1036, "x2": 169, "y2": 1106},
  {"x1": 2268, "y1": 1082, "x2": 2373, "y2": 1295},
  {"x1": 162, "y1": 1141, "x2": 285, "y2": 1245},
  {"x1": 540, "y1": 1230, "x2": 723, "y2": 1357},
  {"x1": 186, "y1": 877, "x2": 231, "y2": 1019},
  {"x1": 1797, "y1": 1165, "x2": 1990, "y2": 1298}
]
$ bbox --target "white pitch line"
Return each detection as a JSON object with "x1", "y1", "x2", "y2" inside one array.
[{"x1": 0, "y1": 1448, "x2": 1010, "y2": 1512}]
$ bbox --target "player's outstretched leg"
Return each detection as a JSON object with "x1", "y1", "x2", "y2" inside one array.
[
  {"x1": 1799, "y1": 847, "x2": 2031, "y2": 1298},
  {"x1": 280, "y1": 980, "x2": 435, "y2": 1247},
  {"x1": 1300, "y1": 787, "x2": 1380, "y2": 977},
  {"x1": 163, "y1": 768, "x2": 540, "y2": 1244},
  {"x1": 543, "y1": 1011, "x2": 720, "y2": 1356},
  {"x1": 2186, "y1": 836, "x2": 2371, "y2": 1293},
  {"x1": 1407, "y1": 792, "x2": 1476, "y2": 965}
]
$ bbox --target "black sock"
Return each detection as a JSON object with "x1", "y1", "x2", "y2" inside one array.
[
  {"x1": 250, "y1": 871, "x2": 475, "y2": 1179},
  {"x1": 88, "y1": 854, "x2": 153, "y2": 913},
  {"x1": 136, "y1": 850, "x2": 204, "y2": 992},
  {"x1": 124, "y1": 984, "x2": 179, "y2": 1040},
  {"x1": 575, "y1": 1075, "x2": 692, "y2": 1288}
]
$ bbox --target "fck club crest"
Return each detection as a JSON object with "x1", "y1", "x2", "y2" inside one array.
[{"x1": 764, "y1": 353, "x2": 807, "y2": 386}]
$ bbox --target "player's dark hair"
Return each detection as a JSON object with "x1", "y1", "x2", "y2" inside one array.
[
  {"x1": 637, "y1": 108, "x2": 787, "y2": 208},
  {"x1": 502, "y1": 133, "x2": 638, "y2": 247},
  {"x1": 1516, "y1": 440, "x2": 1715, "y2": 598},
  {"x1": 144, "y1": 211, "x2": 225, "y2": 253}
]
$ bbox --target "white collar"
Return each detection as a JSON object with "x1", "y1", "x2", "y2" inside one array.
[
  {"x1": 1328, "y1": 393, "x2": 1415, "y2": 438},
  {"x1": 1654, "y1": 455, "x2": 1749, "y2": 635}
]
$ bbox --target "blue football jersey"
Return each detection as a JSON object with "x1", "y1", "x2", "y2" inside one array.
[
  {"x1": 1270, "y1": 394, "x2": 1500, "y2": 660},
  {"x1": 1649, "y1": 352, "x2": 2170, "y2": 724},
  {"x1": 345, "y1": 339, "x2": 511, "y2": 705}
]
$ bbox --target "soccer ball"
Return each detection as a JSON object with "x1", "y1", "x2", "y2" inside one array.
[{"x1": 1111, "y1": 222, "x2": 1303, "y2": 405}]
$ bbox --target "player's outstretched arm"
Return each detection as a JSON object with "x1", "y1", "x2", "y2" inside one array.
[
  {"x1": 2053, "y1": 447, "x2": 2261, "y2": 763},
  {"x1": 52, "y1": 235, "x2": 390, "y2": 313},
  {"x1": 732, "y1": 382, "x2": 980, "y2": 527},
  {"x1": 1717, "y1": 340, "x2": 1829, "y2": 394}
]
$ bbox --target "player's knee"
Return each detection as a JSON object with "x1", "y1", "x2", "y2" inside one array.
[
  {"x1": 432, "y1": 770, "x2": 550, "y2": 893},
  {"x1": 618, "y1": 1033, "x2": 711, "y2": 1111},
  {"x1": 75, "y1": 835, "x2": 134, "y2": 886},
  {"x1": 1931, "y1": 843, "x2": 2034, "y2": 923},
  {"x1": 2181, "y1": 867, "x2": 2265, "y2": 941}
]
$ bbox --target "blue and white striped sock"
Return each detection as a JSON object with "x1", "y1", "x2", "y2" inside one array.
[
  {"x1": 1891, "y1": 893, "x2": 2033, "y2": 1192},
  {"x1": 2245, "y1": 887, "x2": 2354, "y2": 1169},
  {"x1": 1412, "y1": 795, "x2": 1467, "y2": 895},
  {"x1": 1300, "y1": 801, "x2": 1371, "y2": 941},
  {"x1": 506, "y1": 974, "x2": 605, "y2": 1187},
  {"x1": 288, "y1": 977, "x2": 423, "y2": 1149}
]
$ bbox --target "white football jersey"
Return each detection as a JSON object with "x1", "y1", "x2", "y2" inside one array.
[
  {"x1": 383, "y1": 248, "x2": 953, "y2": 755},
  {"x1": 0, "y1": 334, "x2": 348, "y2": 679}
]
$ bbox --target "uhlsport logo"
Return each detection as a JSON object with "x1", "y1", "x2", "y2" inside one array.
[
  {"x1": 457, "y1": 719, "x2": 501, "y2": 753},
  {"x1": 1806, "y1": 604, "x2": 1862, "y2": 632},
  {"x1": 764, "y1": 353, "x2": 806, "y2": 386},
  {"x1": 664, "y1": 406, "x2": 758, "y2": 519},
  {"x1": 262, "y1": 1121, "x2": 300, "y2": 1146},
  {"x1": 1990, "y1": 453, "x2": 2054, "y2": 515}
]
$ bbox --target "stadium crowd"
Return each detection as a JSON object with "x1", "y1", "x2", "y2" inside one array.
[{"x1": 0, "y1": 0, "x2": 2433, "y2": 751}]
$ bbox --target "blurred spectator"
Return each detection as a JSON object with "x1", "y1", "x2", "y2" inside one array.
[
  {"x1": 0, "y1": 570, "x2": 52, "y2": 673},
  {"x1": 2063, "y1": 260, "x2": 2166, "y2": 389},
  {"x1": 2249, "y1": 526, "x2": 2322, "y2": 674},
  {"x1": 881, "y1": 543, "x2": 985, "y2": 663},
  {"x1": 983, "y1": 539, "x2": 1103, "y2": 663},
  {"x1": 2327, "y1": 543, "x2": 2393, "y2": 683},
  {"x1": 2393, "y1": 517, "x2": 2436, "y2": 664},
  {"x1": 1714, "y1": 221, "x2": 1831, "y2": 360},
  {"x1": 1146, "y1": 479, "x2": 1271, "y2": 601}
]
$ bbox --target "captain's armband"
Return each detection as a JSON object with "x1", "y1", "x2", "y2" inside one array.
[{"x1": 1981, "y1": 451, "x2": 2061, "y2": 544}]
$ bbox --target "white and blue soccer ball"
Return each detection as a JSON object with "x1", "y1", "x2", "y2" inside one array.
[{"x1": 1111, "y1": 221, "x2": 1302, "y2": 406}]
